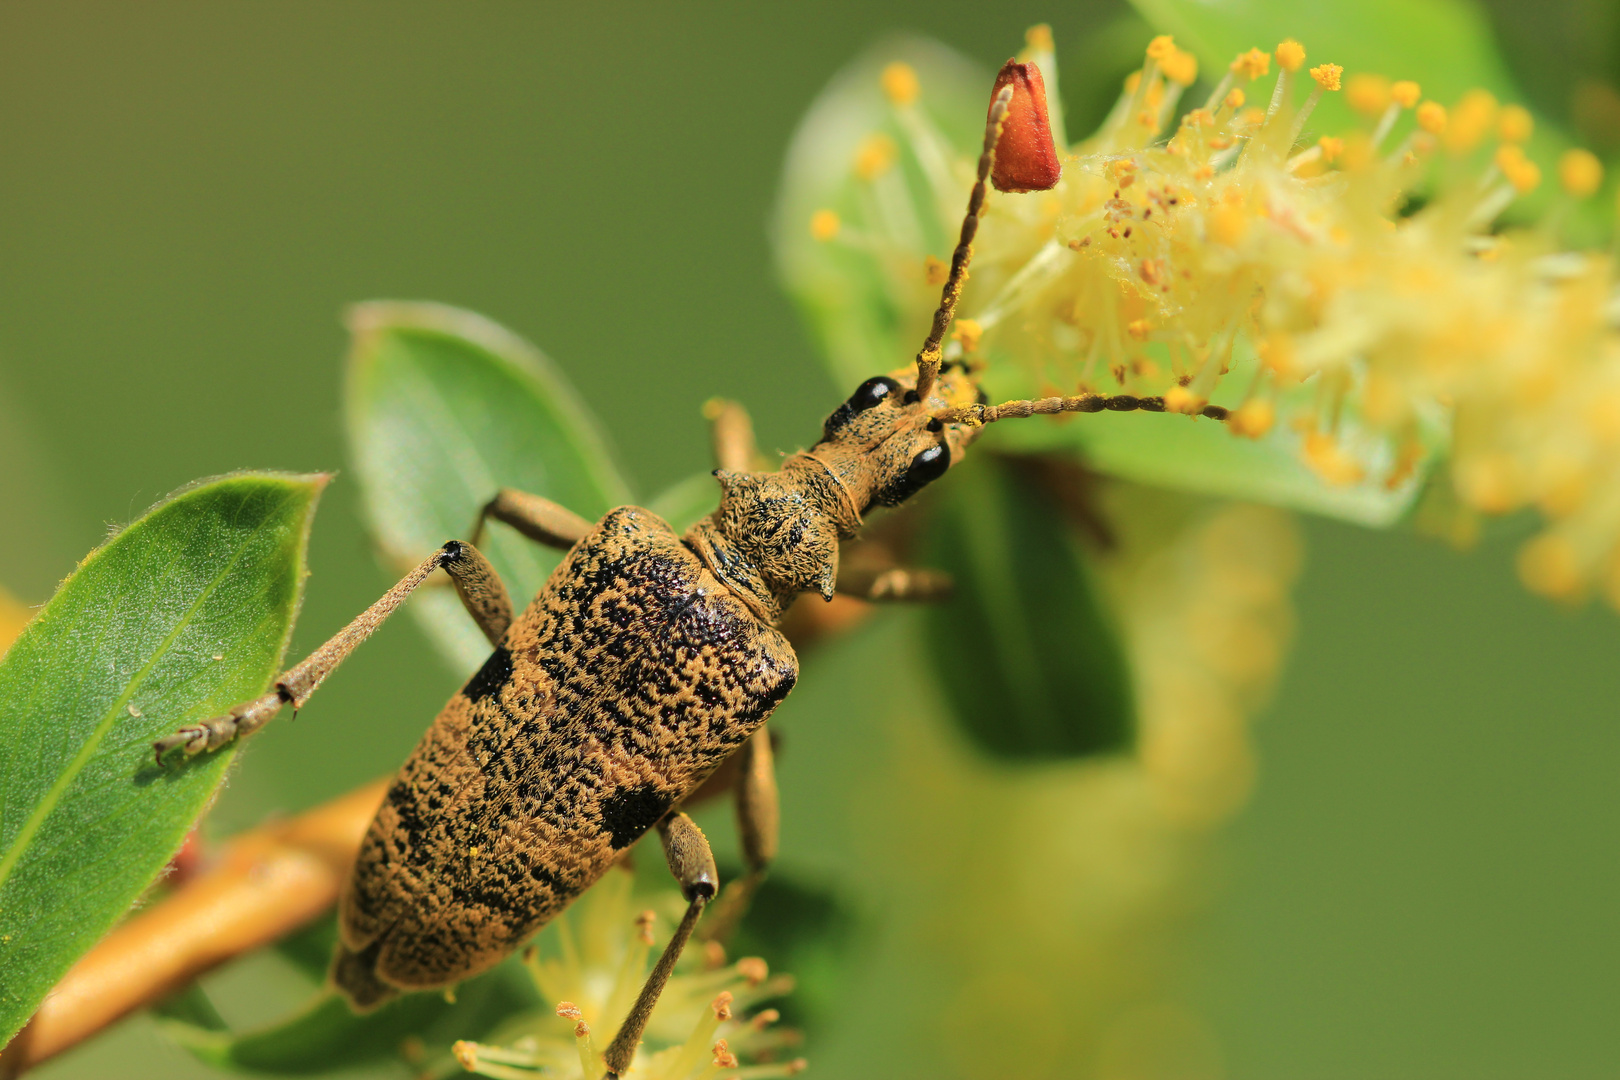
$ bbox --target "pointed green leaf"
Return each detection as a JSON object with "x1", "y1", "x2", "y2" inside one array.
[
  {"x1": 159, "y1": 973, "x2": 535, "y2": 1075},
  {"x1": 155, "y1": 911, "x2": 535, "y2": 1075},
  {"x1": 0, "y1": 472, "x2": 325, "y2": 1044},
  {"x1": 920, "y1": 455, "x2": 1133, "y2": 759},
  {"x1": 345, "y1": 302, "x2": 631, "y2": 672}
]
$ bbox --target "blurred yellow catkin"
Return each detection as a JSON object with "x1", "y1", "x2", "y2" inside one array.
[
  {"x1": 0, "y1": 585, "x2": 31, "y2": 656},
  {"x1": 820, "y1": 31, "x2": 1620, "y2": 608}
]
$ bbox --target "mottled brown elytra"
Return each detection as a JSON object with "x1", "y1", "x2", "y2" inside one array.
[{"x1": 155, "y1": 62, "x2": 1227, "y2": 1077}]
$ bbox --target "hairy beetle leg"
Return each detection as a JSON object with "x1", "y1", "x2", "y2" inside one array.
[
  {"x1": 602, "y1": 813, "x2": 717, "y2": 1078},
  {"x1": 700, "y1": 726, "x2": 778, "y2": 944},
  {"x1": 153, "y1": 540, "x2": 511, "y2": 763},
  {"x1": 471, "y1": 488, "x2": 593, "y2": 551}
]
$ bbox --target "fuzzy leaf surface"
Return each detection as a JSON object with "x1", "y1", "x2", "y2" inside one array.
[{"x1": 0, "y1": 472, "x2": 325, "y2": 1043}]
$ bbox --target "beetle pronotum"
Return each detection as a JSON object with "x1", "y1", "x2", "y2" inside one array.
[{"x1": 156, "y1": 59, "x2": 1227, "y2": 1077}]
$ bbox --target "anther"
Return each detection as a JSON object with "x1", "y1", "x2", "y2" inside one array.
[{"x1": 736, "y1": 957, "x2": 769, "y2": 985}]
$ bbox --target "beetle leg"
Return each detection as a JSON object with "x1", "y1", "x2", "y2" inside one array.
[
  {"x1": 471, "y1": 488, "x2": 593, "y2": 551},
  {"x1": 153, "y1": 540, "x2": 510, "y2": 761},
  {"x1": 703, "y1": 397, "x2": 760, "y2": 473},
  {"x1": 602, "y1": 812, "x2": 717, "y2": 1078},
  {"x1": 698, "y1": 726, "x2": 778, "y2": 943},
  {"x1": 836, "y1": 563, "x2": 955, "y2": 602}
]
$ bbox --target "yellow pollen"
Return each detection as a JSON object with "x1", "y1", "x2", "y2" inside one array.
[
  {"x1": 1238, "y1": 107, "x2": 1266, "y2": 128},
  {"x1": 1559, "y1": 148, "x2": 1603, "y2": 197},
  {"x1": 1146, "y1": 35, "x2": 1177, "y2": 61},
  {"x1": 1345, "y1": 74, "x2": 1391, "y2": 114},
  {"x1": 1193, "y1": 163, "x2": 1215, "y2": 180},
  {"x1": 1495, "y1": 144, "x2": 1541, "y2": 193},
  {"x1": 1497, "y1": 104, "x2": 1533, "y2": 143},
  {"x1": 924, "y1": 255, "x2": 949, "y2": 285},
  {"x1": 1224, "y1": 87, "x2": 1246, "y2": 110},
  {"x1": 1124, "y1": 71, "x2": 1142, "y2": 94},
  {"x1": 1256, "y1": 334, "x2": 1295, "y2": 377},
  {"x1": 1416, "y1": 101, "x2": 1447, "y2": 134},
  {"x1": 1275, "y1": 40, "x2": 1306, "y2": 73},
  {"x1": 1229, "y1": 399, "x2": 1275, "y2": 438},
  {"x1": 1443, "y1": 88, "x2": 1498, "y2": 154},
  {"x1": 1164, "y1": 385, "x2": 1205, "y2": 414},
  {"x1": 1309, "y1": 64, "x2": 1343, "y2": 92},
  {"x1": 556, "y1": 1001, "x2": 583, "y2": 1020},
  {"x1": 952, "y1": 318, "x2": 983, "y2": 351},
  {"x1": 1518, "y1": 534, "x2": 1583, "y2": 600},
  {"x1": 1391, "y1": 80, "x2": 1422, "y2": 108},
  {"x1": 1317, "y1": 136, "x2": 1345, "y2": 163},
  {"x1": 1303, "y1": 431, "x2": 1365, "y2": 485},
  {"x1": 854, "y1": 132, "x2": 898, "y2": 179},
  {"x1": 1025, "y1": 23, "x2": 1055, "y2": 51},
  {"x1": 1182, "y1": 107, "x2": 1215, "y2": 128},
  {"x1": 1161, "y1": 48, "x2": 1198, "y2": 86},
  {"x1": 1127, "y1": 318, "x2": 1153, "y2": 341},
  {"x1": 1231, "y1": 48, "x2": 1271, "y2": 80},
  {"x1": 881, "y1": 61, "x2": 919, "y2": 106},
  {"x1": 809, "y1": 209, "x2": 839, "y2": 241}
]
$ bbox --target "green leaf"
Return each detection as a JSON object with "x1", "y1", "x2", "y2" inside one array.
[
  {"x1": 345, "y1": 302, "x2": 631, "y2": 672},
  {"x1": 0, "y1": 472, "x2": 325, "y2": 1044},
  {"x1": 1125, "y1": 0, "x2": 1579, "y2": 223},
  {"x1": 1129, "y1": 0, "x2": 1521, "y2": 127},
  {"x1": 158, "y1": 952, "x2": 536, "y2": 1075},
  {"x1": 920, "y1": 455, "x2": 1134, "y2": 760},
  {"x1": 160, "y1": 913, "x2": 537, "y2": 1075}
]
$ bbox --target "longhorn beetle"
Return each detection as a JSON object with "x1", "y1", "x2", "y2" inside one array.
[{"x1": 156, "y1": 60, "x2": 1228, "y2": 1076}]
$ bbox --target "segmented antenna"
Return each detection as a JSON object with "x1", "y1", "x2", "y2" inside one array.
[
  {"x1": 934, "y1": 393, "x2": 1231, "y2": 426},
  {"x1": 913, "y1": 85, "x2": 1013, "y2": 404}
]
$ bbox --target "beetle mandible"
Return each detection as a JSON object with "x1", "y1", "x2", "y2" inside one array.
[{"x1": 155, "y1": 61, "x2": 1228, "y2": 1077}]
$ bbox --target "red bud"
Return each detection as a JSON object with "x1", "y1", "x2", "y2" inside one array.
[{"x1": 990, "y1": 59, "x2": 1061, "y2": 193}]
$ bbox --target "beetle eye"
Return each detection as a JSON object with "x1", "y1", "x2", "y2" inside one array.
[
  {"x1": 907, "y1": 442, "x2": 951, "y2": 486},
  {"x1": 875, "y1": 441, "x2": 952, "y2": 506},
  {"x1": 821, "y1": 375, "x2": 901, "y2": 440},
  {"x1": 848, "y1": 376, "x2": 899, "y2": 412}
]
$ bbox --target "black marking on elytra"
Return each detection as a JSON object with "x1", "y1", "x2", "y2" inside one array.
[
  {"x1": 463, "y1": 646, "x2": 514, "y2": 703},
  {"x1": 599, "y1": 783, "x2": 673, "y2": 849}
]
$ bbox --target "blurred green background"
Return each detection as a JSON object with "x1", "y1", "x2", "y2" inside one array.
[{"x1": 2, "y1": 2, "x2": 1617, "y2": 1077}]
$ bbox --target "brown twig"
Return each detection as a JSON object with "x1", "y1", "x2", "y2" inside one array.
[{"x1": 0, "y1": 780, "x2": 389, "y2": 1077}]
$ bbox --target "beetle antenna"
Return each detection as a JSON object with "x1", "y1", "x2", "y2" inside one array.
[
  {"x1": 934, "y1": 392, "x2": 1231, "y2": 426},
  {"x1": 913, "y1": 85, "x2": 1012, "y2": 404}
]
